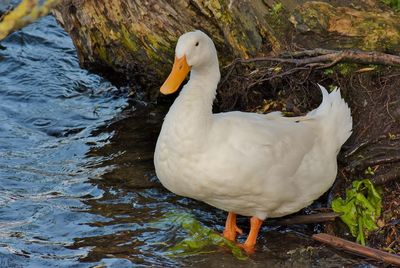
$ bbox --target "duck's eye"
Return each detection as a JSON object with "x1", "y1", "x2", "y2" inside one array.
[{"x1": 195, "y1": 42, "x2": 199, "y2": 47}]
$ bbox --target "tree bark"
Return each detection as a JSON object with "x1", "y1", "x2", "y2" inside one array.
[
  {"x1": 53, "y1": 0, "x2": 400, "y2": 95},
  {"x1": 313, "y1": 233, "x2": 400, "y2": 266}
]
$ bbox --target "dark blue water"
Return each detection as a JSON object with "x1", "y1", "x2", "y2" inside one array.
[{"x1": 0, "y1": 14, "x2": 372, "y2": 267}]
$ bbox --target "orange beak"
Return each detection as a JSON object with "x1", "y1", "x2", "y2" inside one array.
[{"x1": 160, "y1": 55, "x2": 190, "y2": 95}]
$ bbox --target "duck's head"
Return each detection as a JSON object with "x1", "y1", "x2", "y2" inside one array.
[{"x1": 160, "y1": 30, "x2": 218, "y2": 95}]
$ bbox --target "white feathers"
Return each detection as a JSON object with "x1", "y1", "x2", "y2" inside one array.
[
  {"x1": 308, "y1": 85, "x2": 353, "y2": 150},
  {"x1": 154, "y1": 31, "x2": 353, "y2": 220}
]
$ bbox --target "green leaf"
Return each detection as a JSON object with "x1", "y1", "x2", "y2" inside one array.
[
  {"x1": 332, "y1": 197, "x2": 358, "y2": 236},
  {"x1": 357, "y1": 216, "x2": 365, "y2": 245},
  {"x1": 332, "y1": 179, "x2": 382, "y2": 245},
  {"x1": 153, "y1": 212, "x2": 248, "y2": 260}
]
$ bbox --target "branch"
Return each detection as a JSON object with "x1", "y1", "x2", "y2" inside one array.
[
  {"x1": 220, "y1": 49, "x2": 400, "y2": 89},
  {"x1": 266, "y1": 212, "x2": 340, "y2": 226},
  {"x1": 0, "y1": 0, "x2": 61, "y2": 41},
  {"x1": 231, "y1": 49, "x2": 400, "y2": 68},
  {"x1": 313, "y1": 233, "x2": 400, "y2": 266},
  {"x1": 372, "y1": 168, "x2": 400, "y2": 186}
]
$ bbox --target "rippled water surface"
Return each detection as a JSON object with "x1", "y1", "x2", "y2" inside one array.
[{"x1": 0, "y1": 15, "x2": 374, "y2": 267}]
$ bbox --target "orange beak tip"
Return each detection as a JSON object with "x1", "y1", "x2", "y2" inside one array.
[
  {"x1": 160, "y1": 55, "x2": 190, "y2": 95},
  {"x1": 160, "y1": 84, "x2": 175, "y2": 95}
]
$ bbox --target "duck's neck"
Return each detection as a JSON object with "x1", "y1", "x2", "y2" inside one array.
[
  {"x1": 164, "y1": 62, "x2": 220, "y2": 140},
  {"x1": 183, "y1": 64, "x2": 221, "y2": 110}
]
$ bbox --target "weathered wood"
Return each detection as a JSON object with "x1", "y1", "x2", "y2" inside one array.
[
  {"x1": 290, "y1": 2, "x2": 400, "y2": 52},
  {"x1": 52, "y1": 0, "x2": 400, "y2": 94},
  {"x1": 266, "y1": 212, "x2": 341, "y2": 226},
  {"x1": 236, "y1": 49, "x2": 400, "y2": 67},
  {"x1": 313, "y1": 233, "x2": 400, "y2": 266}
]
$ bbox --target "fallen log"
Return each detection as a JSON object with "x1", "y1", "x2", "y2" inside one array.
[
  {"x1": 312, "y1": 233, "x2": 400, "y2": 266},
  {"x1": 52, "y1": 0, "x2": 400, "y2": 91}
]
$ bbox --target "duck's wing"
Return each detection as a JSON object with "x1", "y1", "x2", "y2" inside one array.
[
  {"x1": 193, "y1": 111, "x2": 320, "y2": 213},
  {"x1": 207, "y1": 111, "x2": 319, "y2": 181}
]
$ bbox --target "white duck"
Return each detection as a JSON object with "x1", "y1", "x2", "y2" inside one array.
[{"x1": 154, "y1": 30, "x2": 352, "y2": 253}]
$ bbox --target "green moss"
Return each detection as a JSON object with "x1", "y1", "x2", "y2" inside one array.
[
  {"x1": 267, "y1": 2, "x2": 285, "y2": 27},
  {"x1": 271, "y1": 2, "x2": 284, "y2": 15},
  {"x1": 381, "y1": 0, "x2": 400, "y2": 12},
  {"x1": 208, "y1": 0, "x2": 230, "y2": 22},
  {"x1": 323, "y1": 68, "x2": 334, "y2": 76},
  {"x1": 292, "y1": 2, "x2": 400, "y2": 52},
  {"x1": 143, "y1": 34, "x2": 167, "y2": 61},
  {"x1": 120, "y1": 25, "x2": 139, "y2": 52},
  {"x1": 96, "y1": 45, "x2": 111, "y2": 65},
  {"x1": 206, "y1": 0, "x2": 254, "y2": 55},
  {"x1": 358, "y1": 17, "x2": 400, "y2": 51},
  {"x1": 90, "y1": 29, "x2": 113, "y2": 66},
  {"x1": 265, "y1": 2, "x2": 291, "y2": 45},
  {"x1": 120, "y1": 24, "x2": 174, "y2": 74},
  {"x1": 300, "y1": 8, "x2": 329, "y2": 33},
  {"x1": 335, "y1": 63, "x2": 357, "y2": 76},
  {"x1": 141, "y1": 40, "x2": 168, "y2": 69}
]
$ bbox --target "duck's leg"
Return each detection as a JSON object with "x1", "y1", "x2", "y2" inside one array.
[
  {"x1": 223, "y1": 212, "x2": 243, "y2": 241},
  {"x1": 239, "y1": 216, "x2": 263, "y2": 254}
]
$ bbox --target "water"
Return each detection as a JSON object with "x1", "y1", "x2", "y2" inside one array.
[{"x1": 0, "y1": 15, "x2": 374, "y2": 267}]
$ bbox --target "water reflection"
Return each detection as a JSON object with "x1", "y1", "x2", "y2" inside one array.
[{"x1": 0, "y1": 15, "x2": 127, "y2": 267}]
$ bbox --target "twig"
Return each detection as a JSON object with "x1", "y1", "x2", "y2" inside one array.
[
  {"x1": 344, "y1": 140, "x2": 372, "y2": 158},
  {"x1": 219, "y1": 59, "x2": 240, "y2": 87},
  {"x1": 237, "y1": 50, "x2": 400, "y2": 67},
  {"x1": 362, "y1": 154, "x2": 400, "y2": 168},
  {"x1": 313, "y1": 233, "x2": 400, "y2": 266},
  {"x1": 247, "y1": 67, "x2": 308, "y2": 87},
  {"x1": 372, "y1": 168, "x2": 400, "y2": 186},
  {"x1": 266, "y1": 212, "x2": 340, "y2": 226},
  {"x1": 220, "y1": 49, "x2": 400, "y2": 89},
  {"x1": 279, "y1": 49, "x2": 337, "y2": 58},
  {"x1": 0, "y1": 0, "x2": 61, "y2": 41}
]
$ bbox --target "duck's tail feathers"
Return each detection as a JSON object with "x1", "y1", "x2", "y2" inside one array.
[{"x1": 308, "y1": 85, "x2": 352, "y2": 149}]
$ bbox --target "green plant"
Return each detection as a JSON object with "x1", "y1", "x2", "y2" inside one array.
[
  {"x1": 364, "y1": 166, "x2": 375, "y2": 176},
  {"x1": 328, "y1": 84, "x2": 336, "y2": 92},
  {"x1": 267, "y1": 2, "x2": 285, "y2": 26},
  {"x1": 323, "y1": 68, "x2": 334, "y2": 76},
  {"x1": 332, "y1": 179, "x2": 382, "y2": 245},
  {"x1": 154, "y1": 213, "x2": 247, "y2": 260},
  {"x1": 271, "y1": 2, "x2": 284, "y2": 15},
  {"x1": 336, "y1": 63, "x2": 355, "y2": 76},
  {"x1": 382, "y1": 0, "x2": 400, "y2": 12}
]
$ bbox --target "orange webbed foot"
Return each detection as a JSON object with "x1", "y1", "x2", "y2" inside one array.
[
  {"x1": 237, "y1": 216, "x2": 263, "y2": 254},
  {"x1": 237, "y1": 243, "x2": 256, "y2": 254},
  {"x1": 222, "y1": 212, "x2": 243, "y2": 241}
]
